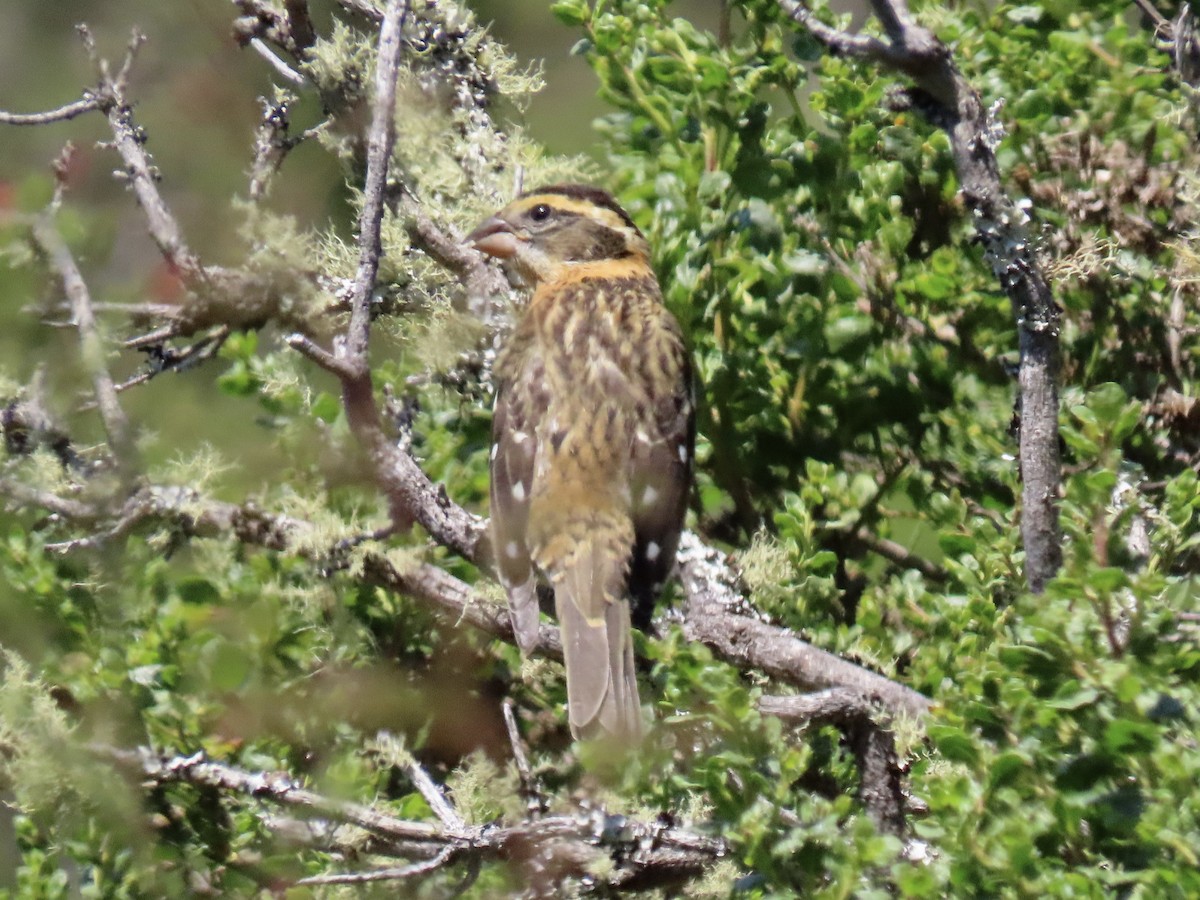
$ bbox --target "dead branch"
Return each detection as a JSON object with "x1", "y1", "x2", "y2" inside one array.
[
  {"x1": 287, "y1": 0, "x2": 489, "y2": 559},
  {"x1": 97, "y1": 745, "x2": 727, "y2": 892},
  {"x1": 405, "y1": 205, "x2": 512, "y2": 321},
  {"x1": 0, "y1": 95, "x2": 103, "y2": 126},
  {"x1": 852, "y1": 527, "x2": 948, "y2": 583},
  {"x1": 758, "y1": 687, "x2": 883, "y2": 724},
  {"x1": 78, "y1": 26, "x2": 205, "y2": 283},
  {"x1": 676, "y1": 533, "x2": 931, "y2": 719},
  {"x1": 233, "y1": 0, "x2": 318, "y2": 60},
  {"x1": 503, "y1": 698, "x2": 549, "y2": 815},
  {"x1": 0, "y1": 479, "x2": 92, "y2": 520},
  {"x1": 30, "y1": 212, "x2": 138, "y2": 473},
  {"x1": 781, "y1": 0, "x2": 1063, "y2": 593},
  {"x1": 4, "y1": 26, "x2": 313, "y2": 348},
  {"x1": 2, "y1": 384, "x2": 86, "y2": 473},
  {"x1": 760, "y1": 689, "x2": 907, "y2": 835}
]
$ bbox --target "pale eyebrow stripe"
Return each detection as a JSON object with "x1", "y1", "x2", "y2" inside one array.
[{"x1": 514, "y1": 195, "x2": 631, "y2": 232}]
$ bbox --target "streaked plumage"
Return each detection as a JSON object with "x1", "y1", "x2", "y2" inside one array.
[{"x1": 467, "y1": 185, "x2": 693, "y2": 741}]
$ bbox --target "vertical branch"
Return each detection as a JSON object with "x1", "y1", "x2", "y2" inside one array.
[
  {"x1": 341, "y1": 0, "x2": 409, "y2": 377},
  {"x1": 286, "y1": 0, "x2": 487, "y2": 554},
  {"x1": 781, "y1": 0, "x2": 1063, "y2": 592}
]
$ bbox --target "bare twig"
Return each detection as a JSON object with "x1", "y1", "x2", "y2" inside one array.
[
  {"x1": 297, "y1": 848, "x2": 455, "y2": 886},
  {"x1": 782, "y1": 1, "x2": 909, "y2": 66},
  {"x1": 98, "y1": 745, "x2": 726, "y2": 890},
  {"x1": 102, "y1": 746, "x2": 445, "y2": 846},
  {"x1": 342, "y1": 0, "x2": 408, "y2": 376},
  {"x1": 247, "y1": 97, "x2": 327, "y2": 200},
  {"x1": 283, "y1": 0, "x2": 318, "y2": 52},
  {"x1": 77, "y1": 26, "x2": 205, "y2": 283},
  {"x1": 405, "y1": 207, "x2": 512, "y2": 319},
  {"x1": 285, "y1": 333, "x2": 357, "y2": 380},
  {"x1": 852, "y1": 528, "x2": 947, "y2": 583},
  {"x1": 0, "y1": 479, "x2": 92, "y2": 519},
  {"x1": 31, "y1": 214, "x2": 138, "y2": 471},
  {"x1": 503, "y1": 699, "x2": 548, "y2": 814},
  {"x1": 249, "y1": 38, "x2": 306, "y2": 84},
  {"x1": 234, "y1": 0, "x2": 317, "y2": 58},
  {"x1": 780, "y1": 0, "x2": 1062, "y2": 593},
  {"x1": 405, "y1": 757, "x2": 465, "y2": 831},
  {"x1": 0, "y1": 95, "x2": 103, "y2": 126},
  {"x1": 502, "y1": 699, "x2": 533, "y2": 784}
]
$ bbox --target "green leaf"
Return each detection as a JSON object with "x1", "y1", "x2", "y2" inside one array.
[
  {"x1": 928, "y1": 725, "x2": 979, "y2": 764},
  {"x1": 311, "y1": 391, "x2": 341, "y2": 424},
  {"x1": 824, "y1": 315, "x2": 872, "y2": 352},
  {"x1": 550, "y1": 0, "x2": 587, "y2": 26},
  {"x1": 178, "y1": 578, "x2": 221, "y2": 605},
  {"x1": 1103, "y1": 718, "x2": 1157, "y2": 755},
  {"x1": 1087, "y1": 567, "x2": 1127, "y2": 593}
]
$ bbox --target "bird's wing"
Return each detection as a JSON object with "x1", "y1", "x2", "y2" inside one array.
[
  {"x1": 490, "y1": 357, "x2": 545, "y2": 655},
  {"x1": 628, "y1": 340, "x2": 695, "y2": 630}
]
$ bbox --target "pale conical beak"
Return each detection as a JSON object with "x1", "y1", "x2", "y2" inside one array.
[{"x1": 466, "y1": 216, "x2": 522, "y2": 259}]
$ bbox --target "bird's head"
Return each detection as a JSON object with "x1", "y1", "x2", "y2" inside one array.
[{"x1": 466, "y1": 184, "x2": 650, "y2": 285}]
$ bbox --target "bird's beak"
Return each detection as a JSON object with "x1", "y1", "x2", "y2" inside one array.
[{"x1": 466, "y1": 216, "x2": 522, "y2": 259}]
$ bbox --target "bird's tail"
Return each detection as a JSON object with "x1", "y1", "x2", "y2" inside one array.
[{"x1": 551, "y1": 538, "x2": 642, "y2": 742}]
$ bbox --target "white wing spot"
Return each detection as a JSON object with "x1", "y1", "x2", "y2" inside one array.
[
  {"x1": 642, "y1": 485, "x2": 659, "y2": 506},
  {"x1": 645, "y1": 541, "x2": 661, "y2": 562},
  {"x1": 512, "y1": 482, "x2": 527, "y2": 502},
  {"x1": 512, "y1": 431, "x2": 529, "y2": 445},
  {"x1": 678, "y1": 444, "x2": 689, "y2": 464},
  {"x1": 505, "y1": 541, "x2": 520, "y2": 559},
  {"x1": 636, "y1": 428, "x2": 652, "y2": 444},
  {"x1": 490, "y1": 443, "x2": 499, "y2": 461}
]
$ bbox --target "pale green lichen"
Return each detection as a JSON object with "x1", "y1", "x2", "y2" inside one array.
[
  {"x1": 234, "y1": 202, "x2": 328, "y2": 328},
  {"x1": 0, "y1": 651, "x2": 78, "y2": 812},
  {"x1": 444, "y1": 749, "x2": 526, "y2": 824},
  {"x1": 684, "y1": 860, "x2": 742, "y2": 897},
  {"x1": 11, "y1": 447, "x2": 74, "y2": 500},
  {"x1": 738, "y1": 529, "x2": 794, "y2": 595},
  {"x1": 153, "y1": 444, "x2": 232, "y2": 494}
]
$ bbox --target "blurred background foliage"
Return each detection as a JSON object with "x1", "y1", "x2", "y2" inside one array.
[{"x1": 1, "y1": 0, "x2": 1200, "y2": 896}]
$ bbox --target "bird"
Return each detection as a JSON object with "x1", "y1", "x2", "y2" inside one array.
[{"x1": 466, "y1": 184, "x2": 694, "y2": 742}]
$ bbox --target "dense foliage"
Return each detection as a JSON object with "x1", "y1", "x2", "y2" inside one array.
[{"x1": 1, "y1": 0, "x2": 1198, "y2": 896}]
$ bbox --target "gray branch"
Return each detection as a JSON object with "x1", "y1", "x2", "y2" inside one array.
[
  {"x1": 0, "y1": 95, "x2": 102, "y2": 126},
  {"x1": 77, "y1": 26, "x2": 205, "y2": 282},
  {"x1": 30, "y1": 214, "x2": 138, "y2": 474},
  {"x1": 781, "y1": 0, "x2": 1063, "y2": 593},
  {"x1": 98, "y1": 745, "x2": 726, "y2": 891}
]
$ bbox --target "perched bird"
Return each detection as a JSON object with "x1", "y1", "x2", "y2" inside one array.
[{"x1": 466, "y1": 185, "x2": 694, "y2": 741}]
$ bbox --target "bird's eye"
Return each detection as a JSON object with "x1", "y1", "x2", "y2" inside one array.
[{"x1": 529, "y1": 204, "x2": 552, "y2": 222}]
